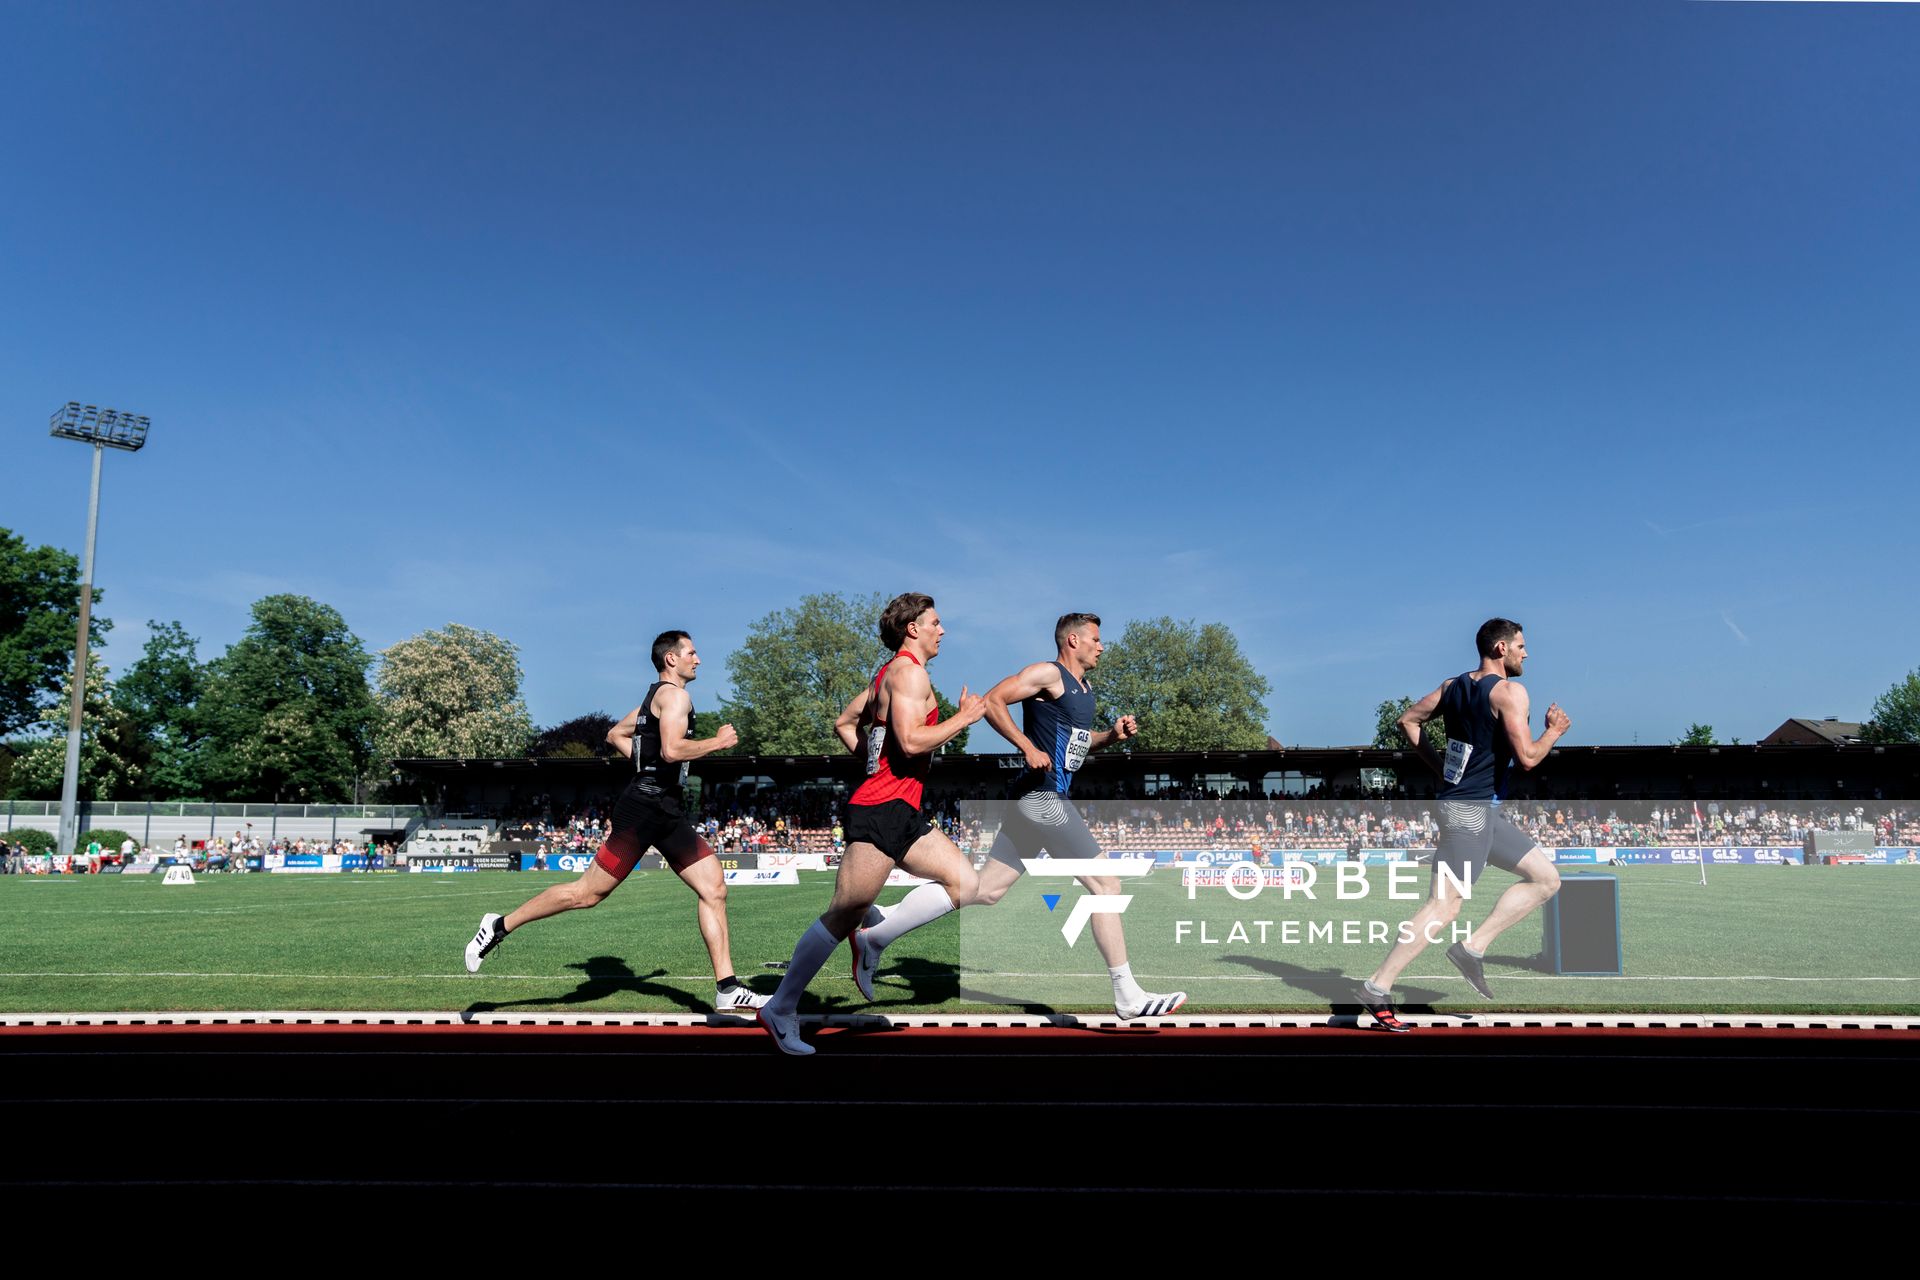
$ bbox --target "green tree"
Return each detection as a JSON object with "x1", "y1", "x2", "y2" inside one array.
[
  {"x1": 117, "y1": 620, "x2": 208, "y2": 798},
  {"x1": 0, "y1": 527, "x2": 110, "y2": 735},
  {"x1": 197, "y1": 595, "x2": 377, "y2": 801},
  {"x1": 374, "y1": 623, "x2": 535, "y2": 760},
  {"x1": 1094, "y1": 617, "x2": 1271, "y2": 751},
  {"x1": 7, "y1": 648, "x2": 148, "y2": 800},
  {"x1": 1865, "y1": 670, "x2": 1920, "y2": 744},
  {"x1": 532, "y1": 712, "x2": 619, "y2": 758},
  {"x1": 1374, "y1": 696, "x2": 1448, "y2": 752},
  {"x1": 1675, "y1": 723, "x2": 1717, "y2": 746},
  {"x1": 722, "y1": 591, "x2": 970, "y2": 755}
]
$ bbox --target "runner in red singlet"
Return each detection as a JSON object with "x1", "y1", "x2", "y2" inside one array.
[{"x1": 757, "y1": 592, "x2": 986, "y2": 1055}]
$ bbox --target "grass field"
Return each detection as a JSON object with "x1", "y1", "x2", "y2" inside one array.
[{"x1": 1, "y1": 864, "x2": 1915, "y2": 1014}]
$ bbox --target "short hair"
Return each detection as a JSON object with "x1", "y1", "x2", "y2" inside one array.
[
  {"x1": 651, "y1": 630, "x2": 691, "y2": 672},
  {"x1": 1476, "y1": 618, "x2": 1522, "y2": 659},
  {"x1": 1055, "y1": 612, "x2": 1101, "y2": 651},
  {"x1": 879, "y1": 593, "x2": 935, "y2": 651}
]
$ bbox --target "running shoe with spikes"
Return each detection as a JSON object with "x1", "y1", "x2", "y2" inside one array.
[
  {"x1": 1116, "y1": 991, "x2": 1189, "y2": 1021},
  {"x1": 1446, "y1": 941, "x2": 1495, "y2": 1001},
  {"x1": 1355, "y1": 982, "x2": 1413, "y2": 1032},
  {"x1": 464, "y1": 913, "x2": 506, "y2": 974},
  {"x1": 757, "y1": 1005, "x2": 814, "y2": 1057},
  {"x1": 850, "y1": 927, "x2": 881, "y2": 1002},
  {"x1": 714, "y1": 984, "x2": 769, "y2": 1014}
]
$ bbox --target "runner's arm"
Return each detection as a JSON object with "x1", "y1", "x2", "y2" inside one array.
[
  {"x1": 984, "y1": 662, "x2": 1063, "y2": 770},
  {"x1": 656, "y1": 686, "x2": 740, "y2": 761}
]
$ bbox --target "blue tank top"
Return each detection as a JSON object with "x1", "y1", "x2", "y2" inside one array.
[
  {"x1": 1436, "y1": 672, "x2": 1513, "y2": 802},
  {"x1": 1014, "y1": 662, "x2": 1096, "y2": 797}
]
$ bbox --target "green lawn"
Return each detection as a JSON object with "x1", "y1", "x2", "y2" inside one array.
[{"x1": 0, "y1": 865, "x2": 1914, "y2": 1014}]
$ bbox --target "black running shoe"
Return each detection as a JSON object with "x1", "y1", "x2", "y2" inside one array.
[
  {"x1": 1355, "y1": 983, "x2": 1413, "y2": 1033},
  {"x1": 1446, "y1": 942, "x2": 1494, "y2": 1000}
]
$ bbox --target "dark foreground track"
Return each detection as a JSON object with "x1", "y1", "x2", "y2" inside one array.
[{"x1": 6, "y1": 1024, "x2": 1913, "y2": 1225}]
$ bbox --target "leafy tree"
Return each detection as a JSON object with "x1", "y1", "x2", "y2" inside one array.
[
  {"x1": 117, "y1": 620, "x2": 208, "y2": 798},
  {"x1": 1093, "y1": 617, "x2": 1271, "y2": 751},
  {"x1": 1865, "y1": 670, "x2": 1920, "y2": 744},
  {"x1": 0, "y1": 527, "x2": 110, "y2": 735},
  {"x1": 722, "y1": 592, "x2": 971, "y2": 755},
  {"x1": 197, "y1": 595, "x2": 377, "y2": 801},
  {"x1": 532, "y1": 712, "x2": 619, "y2": 758},
  {"x1": 1374, "y1": 696, "x2": 1448, "y2": 753},
  {"x1": 374, "y1": 623, "x2": 535, "y2": 760},
  {"x1": 6, "y1": 649, "x2": 148, "y2": 800},
  {"x1": 1675, "y1": 723, "x2": 1717, "y2": 746}
]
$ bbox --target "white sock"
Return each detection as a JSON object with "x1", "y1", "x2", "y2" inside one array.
[
  {"x1": 1109, "y1": 962, "x2": 1146, "y2": 1005},
  {"x1": 863, "y1": 882, "x2": 956, "y2": 950},
  {"x1": 769, "y1": 919, "x2": 840, "y2": 1016}
]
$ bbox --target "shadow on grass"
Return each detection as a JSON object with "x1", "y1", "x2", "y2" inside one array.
[
  {"x1": 462, "y1": 956, "x2": 713, "y2": 1017},
  {"x1": 1217, "y1": 954, "x2": 1473, "y2": 1022}
]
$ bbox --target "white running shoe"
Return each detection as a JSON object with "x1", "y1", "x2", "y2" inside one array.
[
  {"x1": 464, "y1": 913, "x2": 506, "y2": 974},
  {"x1": 850, "y1": 927, "x2": 882, "y2": 1001},
  {"x1": 1116, "y1": 991, "x2": 1188, "y2": 1020},
  {"x1": 757, "y1": 1005, "x2": 814, "y2": 1056},
  {"x1": 714, "y1": 984, "x2": 769, "y2": 1014}
]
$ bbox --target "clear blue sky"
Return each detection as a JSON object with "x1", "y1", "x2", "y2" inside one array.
[{"x1": 2, "y1": 1, "x2": 1915, "y2": 747}]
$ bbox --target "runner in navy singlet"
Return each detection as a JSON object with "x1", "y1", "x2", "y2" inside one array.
[
  {"x1": 1356, "y1": 618, "x2": 1571, "y2": 1030},
  {"x1": 757, "y1": 592, "x2": 988, "y2": 1055},
  {"x1": 854, "y1": 612, "x2": 1187, "y2": 1020},
  {"x1": 464, "y1": 631, "x2": 767, "y2": 1014}
]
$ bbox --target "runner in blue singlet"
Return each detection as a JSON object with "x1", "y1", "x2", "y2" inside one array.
[{"x1": 1356, "y1": 618, "x2": 1571, "y2": 1030}]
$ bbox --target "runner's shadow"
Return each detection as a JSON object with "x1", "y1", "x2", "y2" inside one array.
[
  {"x1": 792, "y1": 955, "x2": 963, "y2": 1014},
  {"x1": 1218, "y1": 955, "x2": 1454, "y2": 1018},
  {"x1": 462, "y1": 957, "x2": 719, "y2": 1017}
]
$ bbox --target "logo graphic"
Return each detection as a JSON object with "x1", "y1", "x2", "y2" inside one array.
[{"x1": 1022, "y1": 858, "x2": 1152, "y2": 947}]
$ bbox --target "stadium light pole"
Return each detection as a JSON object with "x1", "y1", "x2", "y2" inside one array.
[{"x1": 48, "y1": 403, "x2": 150, "y2": 857}]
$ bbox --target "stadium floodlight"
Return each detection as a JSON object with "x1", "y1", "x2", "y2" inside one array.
[{"x1": 48, "y1": 402, "x2": 151, "y2": 858}]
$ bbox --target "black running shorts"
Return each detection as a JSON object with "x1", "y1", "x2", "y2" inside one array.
[{"x1": 844, "y1": 799, "x2": 934, "y2": 863}]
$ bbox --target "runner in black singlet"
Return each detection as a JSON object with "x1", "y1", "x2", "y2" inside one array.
[{"x1": 463, "y1": 631, "x2": 766, "y2": 1014}]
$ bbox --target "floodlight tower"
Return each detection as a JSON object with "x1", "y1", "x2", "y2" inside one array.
[{"x1": 48, "y1": 403, "x2": 151, "y2": 857}]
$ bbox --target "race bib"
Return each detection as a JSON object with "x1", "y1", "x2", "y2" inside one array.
[
  {"x1": 1442, "y1": 739, "x2": 1473, "y2": 785},
  {"x1": 1064, "y1": 727, "x2": 1093, "y2": 774},
  {"x1": 866, "y1": 725, "x2": 886, "y2": 776}
]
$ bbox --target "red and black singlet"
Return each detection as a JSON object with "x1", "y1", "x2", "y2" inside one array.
[{"x1": 850, "y1": 651, "x2": 937, "y2": 810}]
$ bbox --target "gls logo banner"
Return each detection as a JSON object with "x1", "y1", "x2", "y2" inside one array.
[{"x1": 1022, "y1": 858, "x2": 1154, "y2": 947}]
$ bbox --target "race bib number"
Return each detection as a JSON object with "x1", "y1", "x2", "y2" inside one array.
[
  {"x1": 1442, "y1": 739, "x2": 1473, "y2": 785},
  {"x1": 866, "y1": 725, "x2": 886, "y2": 776},
  {"x1": 1064, "y1": 727, "x2": 1093, "y2": 774}
]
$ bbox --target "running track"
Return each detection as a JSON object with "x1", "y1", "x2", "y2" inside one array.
[{"x1": 5, "y1": 1015, "x2": 1914, "y2": 1225}]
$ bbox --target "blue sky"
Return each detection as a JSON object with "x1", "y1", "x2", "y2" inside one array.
[{"x1": 2, "y1": 1, "x2": 1915, "y2": 748}]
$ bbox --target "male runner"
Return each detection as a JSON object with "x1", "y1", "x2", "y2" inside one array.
[
  {"x1": 855, "y1": 612, "x2": 1187, "y2": 1019},
  {"x1": 1356, "y1": 618, "x2": 1570, "y2": 1031},
  {"x1": 464, "y1": 631, "x2": 766, "y2": 1014},
  {"x1": 757, "y1": 593, "x2": 987, "y2": 1055}
]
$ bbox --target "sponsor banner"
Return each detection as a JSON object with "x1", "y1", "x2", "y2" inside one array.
[
  {"x1": 1553, "y1": 849, "x2": 1600, "y2": 865},
  {"x1": 101, "y1": 863, "x2": 125, "y2": 875},
  {"x1": 885, "y1": 868, "x2": 931, "y2": 887},
  {"x1": 1610, "y1": 847, "x2": 1806, "y2": 866},
  {"x1": 403, "y1": 854, "x2": 516, "y2": 872},
  {"x1": 123, "y1": 862, "x2": 157, "y2": 875},
  {"x1": 759, "y1": 853, "x2": 803, "y2": 870},
  {"x1": 723, "y1": 868, "x2": 800, "y2": 886},
  {"x1": 408, "y1": 862, "x2": 477, "y2": 873},
  {"x1": 1359, "y1": 849, "x2": 1419, "y2": 865},
  {"x1": 1182, "y1": 865, "x2": 1308, "y2": 890},
  {"x1": 553, "y1": 853, "x2": 597, "y2": 874}
]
